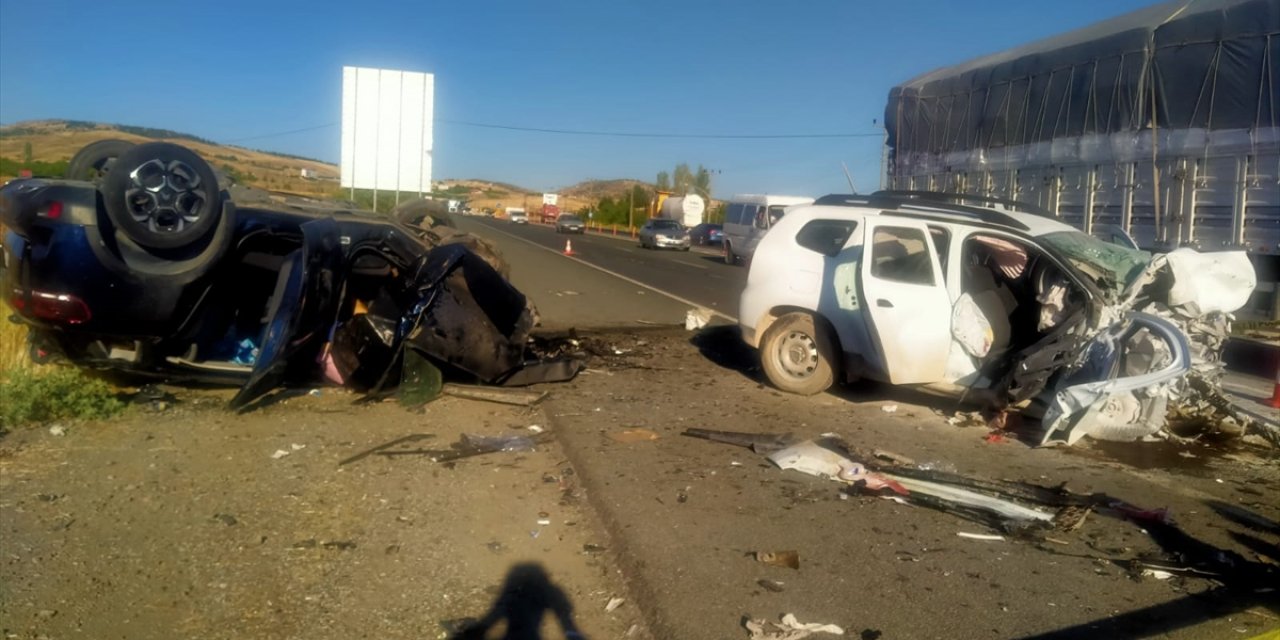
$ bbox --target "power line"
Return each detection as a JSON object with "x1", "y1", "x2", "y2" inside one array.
[
  {"x1": 438, "y1": 118, "x2": 881, "y2": 139},
  {"x1": 224, "y1": 123, "x2": 338, "y2": 143},
  {"x1": 221, "y1": 119, "x2": 880, "y2": 144}
]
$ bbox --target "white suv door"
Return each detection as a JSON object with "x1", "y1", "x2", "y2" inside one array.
[{"x1": 859, "y1": 218, "x2": 952, "y2": 384}]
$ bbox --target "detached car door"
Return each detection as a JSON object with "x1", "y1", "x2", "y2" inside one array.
[
  {"x1": 229, "y1": 218, "x2": 344, "y2": 409},
  {"x1": 859, "y1": 218, "x2": 952, "y2": 384}
]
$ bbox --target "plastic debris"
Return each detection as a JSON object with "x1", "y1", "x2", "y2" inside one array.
[
  {"x1": 610, "y1": 428, "x2": 660, "y2": 443},
  {"x1": 757, "y1": 579, "x2": 786, "y2": 593},
  {"x1": 685, "y1": 308, "x2": 711, "y2": 331},
  {"x1": 755, "y1": 550, "x2": 800, "y2": 570},
  {"x1": 745, "y1": 613, "x2": 845, "y2": 639},
  {"x1": 1143, "y1": 569, "x2": 1175, "y2": 580},
  {"x1": 527, "y1": 425, "x2": 545, "y2": 434},
  {"x1": 536, "y1": 518, "x2": 551, "y2": 526},
  {"x1": 307, "y1": 388, "x2": 322, "y2": 397},
  {"x1": 880, "y1": 404, "x2": 898, "y2": 413},
  {"x1": 48, "y1": 424, "x2": 67, "y2": 437},
  {"x1": 271, "y1": 449, "x2": 291, "y2": 460},
  {"x1": 605, "y1": 597, "x2": 625, "y2": 612},
  {"x1": 957, "y1": 532, "x2": 1006, "y2": 541}
]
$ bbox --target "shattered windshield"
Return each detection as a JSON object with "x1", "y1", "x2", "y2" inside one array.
[{"x1": 1039, "y1": 231, "x2": 1151, "y2": 295}]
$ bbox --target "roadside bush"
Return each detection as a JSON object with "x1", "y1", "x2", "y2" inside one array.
[{"x1": 0, "y1": 367, "x2": 126, "y2": 431}]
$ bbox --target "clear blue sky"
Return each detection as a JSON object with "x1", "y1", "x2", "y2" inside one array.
[{"x1": 0, "y1": 0, "x2": 1154, "y2": 198}]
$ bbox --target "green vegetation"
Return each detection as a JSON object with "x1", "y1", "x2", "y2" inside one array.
[
  {"x1": 336, "y1": 188, "x2": 438, "y2": 213},
  {"x1": 483, "y1": 189, "x2": 509, "y2": 199},
  {"x1": 0, "y1": 157, "x2": 70, "y2": 178},
  {"x1": 0, "y1": 367, "x2": 126, "y2": 431},
  {"x1": 592, "y1": 184, "x2": 652, "y2": 226}
]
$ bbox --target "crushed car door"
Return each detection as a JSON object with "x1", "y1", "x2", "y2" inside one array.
[
  {"x1": 1040, "y1": 312, "x2": 1191, "y2": 446},
  {"x1": 859, "y1": 218, "x2": 952, "y2": 384},
  {"x1": 229, "y1": 218, "x2": 344, "y2": 410}
]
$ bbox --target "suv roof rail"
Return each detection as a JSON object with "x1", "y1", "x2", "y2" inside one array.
[
  {"x1": 870, "y1": 190, "x2": 1052, "y2": 217},
  {"x1": 812, "y1": 192, "x2": 1033, "y2": 231}
]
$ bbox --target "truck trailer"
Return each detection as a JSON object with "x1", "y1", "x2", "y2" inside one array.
[{"x1": 885, "y1": 0, "x2": 1279, "y2": 318}]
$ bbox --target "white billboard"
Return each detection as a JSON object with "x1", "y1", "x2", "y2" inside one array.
[{"x1": 340, "y1": 66, "x2": 434, "y2": 194}]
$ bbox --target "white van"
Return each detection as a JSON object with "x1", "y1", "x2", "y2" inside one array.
[{"x1": 721, "y1": 194, "x2": 814, "y2": 265}]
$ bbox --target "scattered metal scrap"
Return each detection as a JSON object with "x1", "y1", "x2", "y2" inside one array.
[{"x1": 681, "y1": 427, "x2": 1280, "y2": 590}]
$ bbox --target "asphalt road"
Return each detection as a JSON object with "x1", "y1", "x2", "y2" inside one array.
[{"x1": 454, "y1": 216, "x2": 746, "y2": 321}]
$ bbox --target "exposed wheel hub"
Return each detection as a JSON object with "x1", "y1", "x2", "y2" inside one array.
[
  {"x1": 125, "y1": 159, "x2": 205, "y2": 233},
  {"x1": 776, "y1": 331, "x2": 818, "y2": 379}
]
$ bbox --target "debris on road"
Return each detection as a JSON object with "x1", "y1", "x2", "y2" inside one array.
[
  {"x1": 373, "y1": 432, "x2": 550, "y2": 463},
  {"x1": 681, "y1": 428, "x2": 792, "y2": 454},
  {"x1": 745, "y1": 613, "x2": 844, "y2": 639},
  {"x1": 754, "y1": 550, "x2": 800, "y2": 570},
  {"x1": 442, "y1": 384, "x2": 549, "y2": 407},
  {"x1": 337, "y1": 433, "x2": 435, "y2": 466},
  {"x1": 605, "y1": 596, "x2": 625, "y2": 612},
  {"x1": 686, "y1": 308, "x2": 711, "y2": 331},
  {"x1": 610, "y1": 428, "x2": 660, "y2": 443},
  {"x1": 957, "y1": 532, "x2": 1005, "y2": 541},
  {"x1": 880, "y1": 404, "x2": 898, "y2": 414},
  {"x1": 757, "y1": 579, "x2": 786, "y2": 593},
  {"x1": 48, "y1": 424, "x2": 67, "y2": 437}
]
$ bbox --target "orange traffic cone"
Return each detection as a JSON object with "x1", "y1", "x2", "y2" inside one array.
[
  {"x1": 1268, "y1": 366, "x2": 1280, "y2": 409},
  {"x1": 563, "y1": 239, "x2": 574, "y2": 256}
]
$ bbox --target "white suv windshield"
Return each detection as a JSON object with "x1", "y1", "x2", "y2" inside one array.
[{"x1": 1039, "y1": 231, "x2": 1151, "y2": 294}]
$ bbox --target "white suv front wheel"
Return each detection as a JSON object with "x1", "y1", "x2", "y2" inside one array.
[{"x1": 759, "y1": 313, "x2": 837, "y2": 395}]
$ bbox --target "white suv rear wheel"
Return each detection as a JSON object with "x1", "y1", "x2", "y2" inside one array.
[{"x1": 760, "y1": 313, "x2": 837, "y2": 395}]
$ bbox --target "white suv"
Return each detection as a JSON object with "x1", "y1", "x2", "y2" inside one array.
[{"x1": 739, "y1": 191, "x2": 1256, "y2": 445}]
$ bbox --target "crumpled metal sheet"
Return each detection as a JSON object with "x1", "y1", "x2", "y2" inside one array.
[{"x1": 403, "y1": 244, "x2": 537, "y2": 383}]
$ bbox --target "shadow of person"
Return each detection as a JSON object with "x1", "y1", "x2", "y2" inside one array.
[{"x1": 449, "y1": 562, "x2": 585, "y2": 640}]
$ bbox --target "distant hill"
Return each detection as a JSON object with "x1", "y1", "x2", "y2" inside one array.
[
  {"x1": 0, "y1": 120, "x2": 339, "y2": 198},
  {"x1": 561, "y1": 179, "x2": 656, "y2": 202},
  {"x1": 1, "y1": 120, "x2": 670, "y2": 212}
]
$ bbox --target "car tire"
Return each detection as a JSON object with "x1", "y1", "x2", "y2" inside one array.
[
  {"x1": 101, "y1": 143, "x2": 223, "y2": 251},
  {"x1": 723, "y1": 242, "x2": 737, "y2": 265},
  {"x1": 66, "y1": 139, "x2": 136, "y2": 182},
  {"x1": 759, "y1": 313, "x2": 838, "y2": 396}
]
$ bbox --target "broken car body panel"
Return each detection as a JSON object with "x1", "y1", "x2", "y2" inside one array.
[
  {"x1": 1040, "y1": 312, "x2": 1192, "y2": 446},
  {"x1": 229, "y1": 219, "x2": 344, "y2": 409}
]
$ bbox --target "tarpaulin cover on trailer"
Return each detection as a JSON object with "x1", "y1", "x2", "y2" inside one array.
[{"x1": 885, "y1": 0, "x2": 1280, "y2": 157}]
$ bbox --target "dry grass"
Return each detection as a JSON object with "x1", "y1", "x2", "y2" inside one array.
[
  {"x1": 0, "y1": 308, "x2": 29, "y2": 373},
  {"x1": 0, "y1": 121, "x2": 339, "y2": 198}
]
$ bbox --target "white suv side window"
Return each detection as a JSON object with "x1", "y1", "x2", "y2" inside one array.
[{"x1": 870, "y1": 226, "x2": 936, "y2": 286}]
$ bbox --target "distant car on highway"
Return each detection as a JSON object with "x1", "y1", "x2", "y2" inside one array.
[
  {"x1": 555, "y1": 214, "x2": 585, "y2": 234},
  {"x1": 508, "y1": 208, "x2": 528, "y2": 224},
  {"x1": 722, "y1": 194, "x2": 814, "y2": 265},
  {"x1": 638, "y1": 218, "x2": 690, "y2": 251},
  {"x1": 689, "y1": 223, "x2": 723, "y2": 246}
]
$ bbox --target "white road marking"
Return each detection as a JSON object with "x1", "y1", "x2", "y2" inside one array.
[{"x1": 477, "y1": 222, "x2": 739, "y2": 323}]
